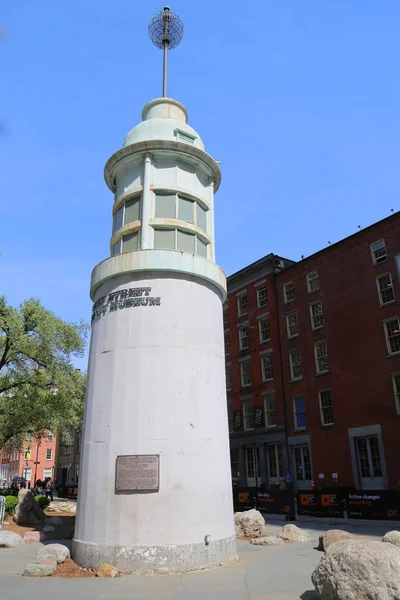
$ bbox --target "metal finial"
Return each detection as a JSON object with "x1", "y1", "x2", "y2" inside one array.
[{"x1": 148, "y1": 6, "x2": 184, "y2": 97}]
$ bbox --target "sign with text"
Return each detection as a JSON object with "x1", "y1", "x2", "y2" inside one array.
[
  {"x1": 115, "y1": 455, "x2": 160, "y2": 493},
  {"x1": 297, "y1": 490, "x2": 345, "y2": 518},
  {"x1": 92, "y1": 287, "x2": 161, "y2": 323},
  {"x1": 346, "y1": 490, "x2": 400, "y2": 520},
  {"x1": 233, "y1": 487, "x2": 294, "y2": 515}
]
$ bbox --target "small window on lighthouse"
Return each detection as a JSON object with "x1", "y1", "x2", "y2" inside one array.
[
  {"x1": 155, "y1": 193, "x2": 176, "y2": 218},
  {"x1": 177, "y1": 230, "x2": 195, "y2": 254},
  {"x1": 196, "y1": 204, "x2": 207, "y2": 232},
  {"x1": 112, "y1": 239, "x2": 122, "y2": 255},
  {"x1": 123, "y1": 232, "x2": 139, "y2": 252},
  {"x1": 154, "y1": 229, "x2": 175, "y2": 250},
  {"x1": 196, "y1": 238, "x2": 208, "y2": 258},
  {"x1": 124, "y1": 197, "x2": 140, "y2": 224},
  {"x1": 113, "y1": 206, "x2": 124, "y2": 233},
  {"x1": 179, "y1": 197, "x2": 194, "y2": 223}
]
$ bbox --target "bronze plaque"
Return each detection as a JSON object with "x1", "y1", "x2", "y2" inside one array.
[{"x1": 115, "y1": 455, "x2": 159, "y2": 493}]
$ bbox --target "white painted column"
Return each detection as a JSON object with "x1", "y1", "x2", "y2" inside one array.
[
  {"x1": 140, "y1": 153, "x2": 152, "y2": 250},
  {"x1": 208, "y1": 178, "x2": 216, "y2": 262}
]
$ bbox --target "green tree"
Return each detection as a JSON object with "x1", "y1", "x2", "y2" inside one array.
[{"x1": 0, "y1": 296, "x2": 88, "y2": 447}]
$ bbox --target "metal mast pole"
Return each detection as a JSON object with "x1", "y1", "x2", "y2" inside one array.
[
  {"x1": 149, "y1": 6, "x2": 183, "y2": 99},
  {"x1": 163, "y1": 42, "x2": 168, "y2": 97}
]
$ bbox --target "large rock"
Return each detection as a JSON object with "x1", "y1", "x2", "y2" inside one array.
[
  {"x1": 234, "y1": 509, "x2": 266, "y2": 538},
  {"x1": 0, "y1": 530, "x2": 24, "y2": 548},
  {"x1": 37, "y1": 543, "x2": 70, "y2": 564},
  {"x1": 23, "y1": 559, "x2": 57, "y2": 577},
  {"x1": 250, "y1": 535, "x2": 284, "y2": 546},
  {"x1": 279, "y1": 524, "x2": 310, "y2": 543},
  {"x1": 312, "y1": 539, "x2": 400, "y2": 600},
  {"x1": 46, "y1": 516, "x2": 63, "y2": 525},
  {"x1": 47, "y1": 501, "x2": 76, "y2": 514},
  {"x1": 14, "y1": 489, "x2": 45, "y2": 526},
  {"x1": 95, "y1": 563, "x2": 119, "y2": 578},
  {"x1": 318, "y1": 529, "x2": 356, "y2": 551},
  {"x1": 383, "y1": 531, "x2": 400, "y2": 548}
]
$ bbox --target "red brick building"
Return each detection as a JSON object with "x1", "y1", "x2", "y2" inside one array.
[
  {"x1": 227, "y1": 213, "x2": 400, "y2": 491},
  {"x1": 0, "y1": 433, "x2": 57, "y2": 485}
]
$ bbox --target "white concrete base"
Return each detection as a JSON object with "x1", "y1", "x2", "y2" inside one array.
[{"x1": 72, "y1": 535, "x2": 237, "y2": 574}]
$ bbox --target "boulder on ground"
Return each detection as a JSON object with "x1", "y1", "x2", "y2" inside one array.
[
  {"x1": 318, "y1": 529, "x2": 356, "y2": 551},
  {"x1": 95, "y1": 563, "x2": 119, "y2": 578},
  {"x1": 382, "y1": 531, "x2": 400, "y2": 548},
  {"x1": 37, "y1": 543, "x2": 70, "y2": 564},
  {"x1": 312, "y1": 539, "x2": 400, "y2": 600},
  {"x1": 234, "y1": 509, "x2": 266, "y2": 538},
  {"x1": 23, "y1": 559, "x2": 57, "y2": 577},
  {"x1": 42, "y1": 526, "x2": 55, "y2": 533},
  {"x1": 279, "y1": 524, "x2": 310, "y2": 543},
  {"x1": 250, "y1": 535, "x2": 284, "y2": 546},
  {"x1": 0, "y1": 530, "x2": 24, "y2": 548},
  {"x1": 23, "y1": 531, "x2": 47, "y2": 543},
  {"x1": 14, "y1": 489, "x2": 45, "y2": 526},
  {"x1": 47, "y1": 501, "x2": 76, "y2": 514}
]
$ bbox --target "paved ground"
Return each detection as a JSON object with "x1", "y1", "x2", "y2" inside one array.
[{"x1": 0, "y1": 519, "x2": 396, "y2": 600}]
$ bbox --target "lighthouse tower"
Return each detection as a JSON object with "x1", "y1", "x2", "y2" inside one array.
[{"x1": 72, "y1": 7, "x2": 236, "y2": 573}]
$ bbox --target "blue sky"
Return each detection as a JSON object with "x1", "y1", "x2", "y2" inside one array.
[{"x1": 1, "y1": 1, "x2": 400, "y2": 365}]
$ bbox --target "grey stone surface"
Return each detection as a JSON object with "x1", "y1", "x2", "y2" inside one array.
[
  {"x1": 23, "y1": 531, "x2": 47, "y2": 543},
  {"x1": 279, "y1": 524, "x2": 311, "y2": 543},
  {"x1": 234, "y1": 509, "x2": 265, "y2": 538},
  {"x1": 318, "y1": 529, "x2": 356, "y2": 551},
  {"x1": 47, "y1": 500, "x2": 76, "y2": 513},
  {"x1": 250, "y1": 535, "x2": 284, "y2": 546},
  {"x1": 14, "y1": 489, "x2": 45, "y2": 526},
  {"x1": 312, "y1": 539, "x2": 400, "y2": 599},
  {"x1": 37, "y1": 543, "x2": 70, "y2": 564},
  {"x1": 383, "y1": 531, "x2": 400, "y2": 548},
  {"x1": 0, "y1": 530, "x2": 24, "y2": 548},
  {"x1": 23, "y1": 559, "x2": 57, "y2": 577},
  {"x1": 72, "y1": 534, "x2": 237, "y2": 573}
]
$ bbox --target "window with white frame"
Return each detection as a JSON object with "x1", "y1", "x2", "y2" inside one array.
[
  {"x1": 289, "y1": 350, "x2": 302, "y2": 380},
  {"x1": 283, "y1": 282, "x2": 295, "y2": 303},
  {"x1": 371, "y1": 239, "x2": 388, "y2": 265},
  {"x1": 314, "y1": 341, "x2": 329, "y2": 374},
  {"x1": 238, "y1": 326, "x2": 250, "y2": 350},
  {"x1": 307, "y1": 271, "x2": 319, "y2": 292},
  {"x1": 43, "y1": 468, "x2": 52, "y2": 479},
  {"x1": 376, "y1": 273, "x2": 395, "y2": 305},
  {"x1": 264, "y1": 393, "x2": 277, "y2": 427},
  {"x1": 242, "y1": 398, "x2": 254, "y2": 430},
  {"x1": 384, "y1": 318, "x2": 400, "y2": 355},
  {"x1": 261, "y1": 354, "x2": 273, "y2": 381},
  {"x1": 310, "y1": 301, "x2": 324, "y2": 329},
  {"x1": 225, "y1": 365, "x2": 232, "y2": 390},
  {"x1": 237, "y1": 294, "x2": 248, "y2": 317},
  {"x1": 257, "y1": 286, "x2": 268, "y2": 307},
  {"x1": 286, "y1": 311, "x2": 299, "y2": 338},
  {"x1": 22, "y1": 467, "x2": 32, "y2": 481},
  {"x1": 153, "y1": 228, "x2": 208, "y2": 257},
  {"x1": 259, "y1": 317, "x2": 271, "y2": 343},
  {"x1": 154, "y1": 193, "x2": 208, "y2": 233},
  {"x1": 224, "y1": 332, "x2": 230, "y2": 355},
  {"x1": 240, "y1": 360, "x2": 252, "y2": 387},
  {"x1": 294, "y1": 396, "x2": 306, "y2": 430},
  {"x1": 227, "y1": 402, "x2": 233, "y2": 432},
  {"x1": 392, "y1": 374, "x2": 400, "y2": 415},
  {"x1": 46, "y1": 449, "x2": 52, "y2": 460},
  {"x1": 223, "y1": 304, "x2": 229, "y2": 325},
  {"x1": 230, "y1": 448, "x2": 240, "y2": 479},
  {"x1": 112, "y1": 196, "x2": 141, "y2": 234},
  {"x1": 267, "y1": 443, "x2": 283, "y2": 480},
  {"x1": 47, "y1": 431, "x2": 54, "y2": 441},
  {"x1": 319, "y1": 390, "x2": 334, "y2": 425}
]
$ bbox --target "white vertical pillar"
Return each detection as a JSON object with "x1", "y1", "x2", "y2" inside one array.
[
  {"x1": 208, "y1": 178, "x2": 216, "y2": 262},
  {"x1": 141, "y1": 153, "x2": 152, "y2": 250}
]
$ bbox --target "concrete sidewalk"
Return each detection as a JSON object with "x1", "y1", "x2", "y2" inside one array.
[{"x1": 0, "y1": 521, "x2": 397, "y2": 600}]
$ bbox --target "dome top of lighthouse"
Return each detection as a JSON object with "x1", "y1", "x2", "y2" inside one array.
[{"x1": 123, "y1": 98, "x2": 205, "y2": 151}]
